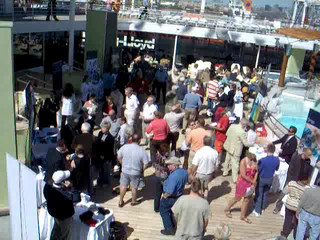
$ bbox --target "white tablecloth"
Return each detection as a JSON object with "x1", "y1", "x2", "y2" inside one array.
[
  {"x1": 249, "y1": 146, "x2": 289, "y2": 193},
  {"x1": 39, "y1": 204, "x2": 114, "y2": 240},
  {"x1": 36, "y1": 173, "x2": 45, "y2": 208}
]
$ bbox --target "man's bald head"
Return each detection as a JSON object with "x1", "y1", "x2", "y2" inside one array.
[{"x1": 302, "y1": 148, "x2": 313, "y2": 160}]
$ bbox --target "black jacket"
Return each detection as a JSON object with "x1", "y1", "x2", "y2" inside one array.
[
  {"x1": 95, "y1": 131, "x2": 115, "y2": 165},
  {"x1": 43, "y1": 184, "x2": 74, "y2": 220},
  {"x1": 273, "y1": 134, "x2": 298, "y2": 164},
  {"x1": 71, "y1": 155, "x2": 90, "y2": 192},
  {"x1": 44, "y1": 148, "x2": 66, "y2": 182},
  {"x1": 287, "y1": 152, "x2": 312, "y2": 183}
]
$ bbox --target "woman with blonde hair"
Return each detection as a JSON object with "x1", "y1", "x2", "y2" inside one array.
[{"x1": 224, "y1": 152, "x2": 258, "y2": 224}]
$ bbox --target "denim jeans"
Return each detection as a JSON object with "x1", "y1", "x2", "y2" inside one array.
[
  {"x1": 254, "y1": 177, "x2": 273, "y2": 214},
  {"x1": 154, "y1": 177, "x2": 164, "y2": 212},
  {"x1": 160, "y1": 197, "x2": 178, "y2": 232},
  {"x1": 207, "y1": 98, "x2": 216, "y2": 110},
  {"x1": 296, "y1": 209, "x2": 320, "y2": 240}
]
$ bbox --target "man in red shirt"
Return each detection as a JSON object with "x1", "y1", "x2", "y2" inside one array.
[
  {"x1": 146, "y1": 111, "x2": 169, "y2": 162},
  {"x1": 212, "y1": 109, "x2": 230, "y2": 164}
]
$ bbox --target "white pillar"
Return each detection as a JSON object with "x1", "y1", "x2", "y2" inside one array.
[
  {"x1": 255, "y1": 45, "x2": 261, "y2": 69},
  {"x1": 200, "y1": 0, "x2": 206, "y2": 14},
  {"x1": 301, "y1": 2, "x2": 307, "y2": 26},
  {"x1": 291, "y1": 1, "x2": 298, "y2": 23},
  {"x1": 122, "y1": 0, "x2": 126, "y2": 10},
  {"x1": 132, "y1": 0, "x2": 135, "y2": 9},
  {"x1": 172, "y1": 35, "x2": 178, "y2": 74},
  {"x1": 68, "y1": 0, "x2": 75, "y2": 72}
]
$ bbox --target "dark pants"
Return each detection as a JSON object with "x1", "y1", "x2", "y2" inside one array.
[
  {"x1": 47, "y1": 0, "x2": 57, "y2": 18},
  {"x1": 168, "y1": 132, "x2": 179, "y2": 153},
  {"x1": 156, "y1": 82, "x2": 167, "y2": 104},
  {"x1": 154, "y1": 176, "x2": 164, "y2": 212},
  {"x1": 274, "y1": 179, "x2": 290, "y2": 212},
  {"x1": 254, "y1": 177, "x2": 273, "y2": 214},
  {"x1": 281, "y1": 207, "x2": 297, "y2": 238},
  {"x1": 160, "y1": 197, "x2": 178, "y2": 232},
  {"x1": 50, "y1": 217, "x2": 72, "y2": 240},
  {"x1": 150, "y1": 139, "x2": 166, "y2": 162}
]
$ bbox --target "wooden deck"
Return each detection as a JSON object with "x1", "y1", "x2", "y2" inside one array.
[{"x1": 92, "y1": 167, "x2": 284, "y2": 240}]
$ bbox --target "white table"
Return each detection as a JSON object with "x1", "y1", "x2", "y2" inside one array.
[
  {"x1": 249, "y1": 146, "x2": 289, "y2": 193},
  {"x1": 39, "y1": 203, "x2": 114, "y2": 240}
]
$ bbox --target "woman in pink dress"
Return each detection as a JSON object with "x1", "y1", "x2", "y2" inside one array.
[{"x1": 224, "y1": 152, "x2": 258, "y2": 224}]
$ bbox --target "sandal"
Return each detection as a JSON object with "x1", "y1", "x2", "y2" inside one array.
[
  {"x1": 241, "y1": 217, "x2": 252, "y2": 224},
  {"x1": 118, "y1": 201, "x2": 124, "y2": 208},
  {"x1": 131, "y1": 200, "x2": 141, "y2": 206},
  {"x1": 224, "y1": 209, "x2": 232, "y2": 218}
]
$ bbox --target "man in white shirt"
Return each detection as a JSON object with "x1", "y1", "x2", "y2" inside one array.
[
  {"x1": 140, "y1": 96, "x2": 158, "y2": 145},
  {"x1": 192, "y1": 136, "x2": 218, "y2": 199},
  {"x1": 123, "y1": 87, "x2": 140, "y2": 132},
  {"x1": 118, "y1": 117, "x2": 128, "y2": 148}
]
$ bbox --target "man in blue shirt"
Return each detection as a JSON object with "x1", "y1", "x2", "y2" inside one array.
[
  {"x1": 182, "y1": 85, "x2": 202, "y2": 132},
  {"x1": 155, "y1": 66, "x2": 169, "y2": 105},
  {"x1": 253, "y1": 143, "x2": 280, "y2": 216},
  {"x1": 160, "y1": 157, "x2": 189, "y2": 236}
]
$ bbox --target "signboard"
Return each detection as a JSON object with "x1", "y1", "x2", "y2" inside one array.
[
  {"x1": 117, "y1": 36, "x2": 156, "y2": 50},
  {"x1": 299, "y1": 109, "x2": 320, "y2": 166}
]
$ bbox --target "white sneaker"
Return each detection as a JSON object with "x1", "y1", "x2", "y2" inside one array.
[{"x1": 252, "y1": 210, "x2": 261, "y2": 216}]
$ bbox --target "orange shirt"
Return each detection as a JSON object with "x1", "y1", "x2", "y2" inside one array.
[{"x1": 187, "y1": 127, "x2": 211, "y2": 152}]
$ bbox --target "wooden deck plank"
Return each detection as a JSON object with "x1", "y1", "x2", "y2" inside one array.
[{"x1": 93, "y1": 168, "x2": 284, "y2": 240}]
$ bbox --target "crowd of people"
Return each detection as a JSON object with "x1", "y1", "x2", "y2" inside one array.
[{"x1": 36, "y1": 54, "x2": 320, "y2": 240}]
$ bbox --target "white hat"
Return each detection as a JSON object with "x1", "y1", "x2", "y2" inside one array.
[
  {"x1": 52, "y1": 170, "x2": 71, "y2": 184},
  {"x1": 165, "y1": 156, "x2": 181, "y2": 166}
]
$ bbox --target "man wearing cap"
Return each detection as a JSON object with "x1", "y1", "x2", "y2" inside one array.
[
  {"x1": 117, "y1": 134, "x2": 150, "y2": 207},
  {"x1": 140, "y1": 96, "x2": 158, "y2": 145},
  {"x1": 164, "y1": 104, "x2": 185, "y2": 153},
  {"x1": 160, "y1": 157, "x2": 189, "y2": 236},
  {"x1": 44, "y1": 170, "x2": 74, "y2": 240},
  {"x1": 182, "y1": 85, "x2": 202, "y2": 132}
]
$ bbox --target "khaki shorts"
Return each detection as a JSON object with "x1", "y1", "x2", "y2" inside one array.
[
  {"x1": 120, "y1": 173, "x2": 141, "y2": 189},
  {"x1": 196, "y1": 173, "x2": 214, "y2": 189},
  {"x1": 188, "y1": 150, "x2": 196, "y2": 169}
]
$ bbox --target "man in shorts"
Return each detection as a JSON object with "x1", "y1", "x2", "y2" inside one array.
[
  {"x1": 117, "y1": 134, "x2": 150, "y2": 207},
  {"x1": 191, "y1": 136, "x2": 218, "y2": 199}
]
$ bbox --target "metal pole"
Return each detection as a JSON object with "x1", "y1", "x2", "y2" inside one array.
[
  {"x1": 255, "y1": 45, "x2": 261, "y2": 69},
  {"x1": 43, "y1": 32, "x2": 46, "y2": 84},
  {"x1": 68, "y1": 0, "x2": 75, "y2": 72},
  {"x1": 172, "y1": 35, "x2": 178, "y2": 75}
]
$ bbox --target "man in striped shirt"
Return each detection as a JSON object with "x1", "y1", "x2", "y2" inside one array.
[{"x1": 206, "y1": 76, "x2": 219, "y2": 110}]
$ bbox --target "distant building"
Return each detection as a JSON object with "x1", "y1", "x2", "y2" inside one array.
[{"x1": 265, "y1": 4, "x2": 271, "y2": 11}]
